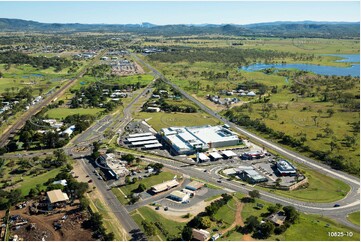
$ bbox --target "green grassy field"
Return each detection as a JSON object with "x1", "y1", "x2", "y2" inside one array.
[
  {"x1": 113, "y1": 171, "x2": 176, "y2": 204},
  {"x1": 219, "y1": 229, "x2": 244, "y2": 241},
  {"x1": 347, "y1": 211, "x2": 360, "y2": 226},
  {"x1": 19, "y1": 168, "x2": 62, "y2": 196},
  {"x1": 134, "y1": 111, "x2": 220, "y2": 131},
  {"x1": 270, "y1": 213, "x2": 360, "y2": 241},
  {"x1": 45, "y1": 107, "x2": 104, "y2": 119},
  {"x1": 131, "y1": 213, "x2": 160, "y2": 241},
  {"x1": 132, "y1": 206, "x2": 186, "y2": 240},
  {"x1": 214, "y1": 198, "x2": 237, "y2": 226},
  {"x1": 0, "y1": 157, "x2": 62, "y2": 196}
]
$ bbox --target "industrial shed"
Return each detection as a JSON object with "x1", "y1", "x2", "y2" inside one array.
[
  {"x1": 209, "y1": 152, "x2": 222, "y2": 161},
  {"x1": 221, "y1": 150, "x2": 238, "y2": 159},
  {"x1": 168, "y1": 191, "x2": 190, "y2": 202},
  {"x1": 197, "y1": 153, "x2": 210, "y2": 162},
  {"x1": 150, "y1": 180, "x2": 179, "y2": 193},
  {"x1": 185, "y1": 181, "x2": 204, "y2": 191}
]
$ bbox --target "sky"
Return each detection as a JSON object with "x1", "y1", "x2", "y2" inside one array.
[{"x1": 0, "y1": 1, "x2": 359, "y2": 25}]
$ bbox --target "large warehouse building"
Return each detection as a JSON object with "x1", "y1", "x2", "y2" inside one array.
[{"x1": 160, "y1": 125, "x2": 240, "y2": 155}]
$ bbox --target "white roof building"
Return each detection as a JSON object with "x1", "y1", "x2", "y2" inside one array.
[
  {"x1": 247, "y1": 91, "x2": 256, "y2": 96},
  {"x1": 160, "y1": 125, "x2": 240, "y2": 155},
  {"x1": 52, "y1": 180, "x2": 67, "y2": 186},
  {"x1": 46, "y1": 190, "x2": 69, "y2": 204},
  {"x1": 197, "y1": 153, "x2": 210, "y2": 162},
  {"x1": 127, "y1": 135, "x2": 157, "y2": 143},
  {"x1": 209, "y1": 152, "x2": 223, "y2": 160},
  {"x1": 221, "y1": 150, "x2": 238, "y2": 158},
  {"x1": 128, "y1": 132, "x2": 153, "y2": 138},
  {"x1": 151, "y1": 180, "x2": 179, "y2": 193},
  {"x1": 192, "y1": 229, "x2": 210, "y2": 241},
  {"x1": 168, "y1": 190, "x2": 190, "y2": 202},
  {"x1": 59, "y1": 125, "x2": 75, "y2": 136}
]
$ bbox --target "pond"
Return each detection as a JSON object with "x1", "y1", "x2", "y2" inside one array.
[{"x1": 240, "y1": 54, "x2": 360, "y2": 77}]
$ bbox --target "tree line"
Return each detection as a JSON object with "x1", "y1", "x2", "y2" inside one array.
[
  {"x1": 0, "y1": 51, "x2": 72, "y2": 71},
  {"x1": 148, "y1": 47, "x2": 313, "y2": 66}
]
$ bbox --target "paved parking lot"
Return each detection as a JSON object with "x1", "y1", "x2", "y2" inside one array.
[{"x1": 158, "y1": 186, "x2": 224, "y2": 209}]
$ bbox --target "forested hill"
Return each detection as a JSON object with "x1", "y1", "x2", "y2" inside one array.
[{"x1": 0, "y1": 18, "x2": 359, "y2": 38}]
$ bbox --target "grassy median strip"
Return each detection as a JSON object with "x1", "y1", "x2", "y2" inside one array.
[
  {"x1": 88, "y1": 198, "x2": 127, "y2": 241},
  {"x1": 347, "y1": 211, "x2": 360, "y2": 226}
]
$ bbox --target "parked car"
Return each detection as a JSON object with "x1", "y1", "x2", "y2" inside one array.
[{"x1": 333, "y1": 204, "x2": 340, "y2": 207}]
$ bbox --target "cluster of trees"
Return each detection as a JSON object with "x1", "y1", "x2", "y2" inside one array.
[
  {"x1": 0, "y1": 87, "x2": 35, "y2": 124},
  {"x1": 290, "y1": 74, "x2": 359, "y2": 112},
  {"x1": 0, "y1": 189, "x2": 23, "y2": 210},
  {"x1": 182, "y1": 194, "x2": 232, "y2": 240},
  {"x1": 87, "y1": 64, "x2": 111, "y2": 77},
  {"x1": 83, "y1": 212, "x2": 115, "y2": 241},
  {"x1": 70, "y1": 84, "x2": 121, "y2": 111},
  {"x1": 64, "y1": 114, "x2": 96, "y2": 134},
  {"x1": 70, "y1": 80, "x2": 149, "y2": 112},
  {"x1": 0, "y1": 51, "x2": 72, "y2": 71},
  {"x1": 141, "y1": 219, "x2": 181, "y2": 240},
  {"x1": 7, "y1": 113, "x2": 95, "y2": 152},
  {"x1": 121, "y1": 154, "x2": 135, "y2": 163},
  {"x1": 239, "y1": 205, "x2": 299, "y2": 239},
  {"x1": 148, "y1": 47, "x2": 311, "y2": 66},
  {"x1": 40, "y1": 169, "x2": 89, "y2": 200},
  {"x1": 200, "y1": 70, "x2": 230, "y2": 81},
  {"x1": 143, "y1": 97, "x2": 197, "y2": 113}
]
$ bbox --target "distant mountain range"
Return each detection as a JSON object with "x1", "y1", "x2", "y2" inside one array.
[{"x1": 0, "y1": 18, "x2": 359, "y2": 38}]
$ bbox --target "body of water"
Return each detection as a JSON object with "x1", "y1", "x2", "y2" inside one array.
[{"x1": 240, "y1": 54, "x2": 360, "y2": 77}]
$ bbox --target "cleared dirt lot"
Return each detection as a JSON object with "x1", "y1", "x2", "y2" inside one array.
[{"x1": 4, "y1": 204, "x2": 94, "y2": 241}]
